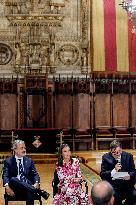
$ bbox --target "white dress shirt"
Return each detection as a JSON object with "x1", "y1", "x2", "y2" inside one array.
[
  {"x1": 111, "y1": 156, "x2": 121, "y2": 178},
  {"x1": 15, "y1": 155, "x2": 24, "y2": 180}
]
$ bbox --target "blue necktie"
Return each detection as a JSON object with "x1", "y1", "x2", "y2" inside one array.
[{"x1": 18, "y1": 159, "x2": 27, "y2": 182}]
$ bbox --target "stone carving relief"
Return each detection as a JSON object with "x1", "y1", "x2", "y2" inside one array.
[
  {"x1": 15, "y1": 43, "x2": 21, "y2": 66},
  {"x1": 49, "y1": 43, "x2": 56, "y2": 73},
  {"x1": 0, "y1": 0, "x2": 90, "y2": 75},
  {"x1": 14, "y1": 42, "x2": 28, "y2": 73},
  {"x1": 29, "y1": 44, "x2": 41, "y2": 66},
  {"x1": 81, "y1": 0, "x2": 89, "y2": 41},
  {"x1": 5, "y1": 0, "x2": 66, "y2": 15},
  {"x1": 58, "y1": 44, "x2": 79, "y2": 65},
  {"x1": 50, "y1": 0, "x2": 65, "y2": 14},
  {"x1": 41, "y1": 45, "x2": 49, "y2": 67},
  {"x1": 0, "y1": 43, "x2": 12, "y2": 65},
  {"x1": 81, "y1": 48, "x2": 88, "y2": 74},
  {"x1": 4, "y1": 0, "x2": 65, "y2": 73},
  {"x1": 5, "y1": 0, "x2": 31, "y2": 15},
  {"x1": 20, "y1": 42, "x2": 29, "y2": 65},
  {"x1": 14, "y1": 41, "x2": 50, "y2": 73}
]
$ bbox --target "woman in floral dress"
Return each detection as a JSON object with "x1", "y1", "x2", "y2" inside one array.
[{"x1": 53, "y1": 144, "x2": 91, "y2": 205}]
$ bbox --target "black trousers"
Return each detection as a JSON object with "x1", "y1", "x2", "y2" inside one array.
[{"x1": 9, "y1": 177, "x2": 37, "y2": 205}]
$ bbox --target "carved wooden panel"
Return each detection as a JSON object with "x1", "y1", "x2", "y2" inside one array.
[
  {"x1": 25, "y1": 75, "x2": 48, "y2": 89},
  {"x1": 0, "y1": 80, "x2": 17, "y2": 94},
  {"x1": 54, "y1": 94, "x2": 72, "y2": 128},
  {"x1": 131, "y1": 94, "x2": 136, "y2": 127},
  {"x1": 47, "y1": 92, "x2": 54, "y2": 128},
  {"x1": 0, "y1": 94, "x2": 16, "y2": 129},
  {"x1": 95, "y1": 94, "x2": 111, "y2": 126},
  {"x1": 113, "y1": 94, "x2": 129, "y2": 126},
  {"x1": 73, "y1": 93, "x2": 90, "y2": 129},
  {"x1": 54, "y1": 93, "x2": 91, "y2": 129},
  {"x1": 26, "y1": 93, "x2": 46, "y2": 128},
  {"x1": 18, "y1": 87, "x2": 25, "y2": 128},
  {"x1": 72, "y1": 95, "x2": 79, "y2": 129}
]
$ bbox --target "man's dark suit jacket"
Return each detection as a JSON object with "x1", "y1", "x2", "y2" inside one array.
[
  {"x1": 2, "y1": 155, "x2": 40, "y2": 186},
  {"x1": 100, "y1": 151, "x2": 136, "y2": 187}
]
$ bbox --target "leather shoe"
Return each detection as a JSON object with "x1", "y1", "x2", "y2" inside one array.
[{"x1": 40, "y1": 190, "x2": 50, "y2": 200}]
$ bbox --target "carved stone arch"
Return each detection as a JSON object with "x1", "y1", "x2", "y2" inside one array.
[
  {"x1": 17, "y1": 23, "x2": 21, "y2": 27},
  {"x1": 23, "y1": 23, "x2": 27, "y2": 27},
  {"x1": 31, "y1": 22, "x2": 35, "y2": 26}
]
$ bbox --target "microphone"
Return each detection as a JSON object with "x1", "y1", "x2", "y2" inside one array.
[
  {"x1": 116, "y1": 157, "x2": 121, "y2": 165},
  {"x1": 116, "y1": 157, "x2": 121, "y2": 171}
]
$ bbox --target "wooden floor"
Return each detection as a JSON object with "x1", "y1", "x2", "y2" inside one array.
[{"x1": 1, "y1": 149, "x2": 136, "y2": 205}]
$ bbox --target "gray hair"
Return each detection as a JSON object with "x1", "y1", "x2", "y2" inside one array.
[
  {"x1": 12, "y1": 140, "x2": 25, "y2": 150},
  {"x1": 110, "y1": 140, "x2": 122, "y2": 150}
]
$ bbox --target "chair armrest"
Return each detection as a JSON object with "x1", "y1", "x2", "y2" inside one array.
[
  {"x1": 79, "y1": 179, "x2": 88, "y2": 194},
  {"x1": 52, "y1": 169, "x2": 59, "y2": 197}
]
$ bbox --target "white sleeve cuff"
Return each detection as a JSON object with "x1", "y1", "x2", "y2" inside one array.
[
  {"x1": 4, "y1": 183, "x2": 9, "y2": 187},
  {"x1": 111, "y1": 168, "x2": 117, "y2": 177}
]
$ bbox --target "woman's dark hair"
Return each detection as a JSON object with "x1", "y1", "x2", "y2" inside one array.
[{"x1": 57, "y1": 144, "x2": 73, "y2": 166}]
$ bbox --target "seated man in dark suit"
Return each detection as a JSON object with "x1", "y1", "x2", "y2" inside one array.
[
  {"x1": 100, "y1": 139, "x2": 136, "y2": 205},
  {"x1": 2, "y1": 139, "x2": 49, "y2": 205}
]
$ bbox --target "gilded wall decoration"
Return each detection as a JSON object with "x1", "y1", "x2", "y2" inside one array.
[
  {"x1": 0, "y1": 0, "x2": 90, "y2": 75},
  {"x1": 0, "y1": 43, "x2": 12, "y2": 65},
  {"x1": 58, "y1": 44, "x2": 79, "y2": 65},
  {"x1": 81, "y1": 0, "x2": 89, "y2": 42}
]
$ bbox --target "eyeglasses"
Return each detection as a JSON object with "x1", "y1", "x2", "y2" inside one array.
[{"x1": 111, "y1": 148, "x2": 122, "y2": 155}]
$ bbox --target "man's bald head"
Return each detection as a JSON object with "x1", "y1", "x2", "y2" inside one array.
[{"x1": 91, "y1": 180, "x2": 114, "y2": 205}]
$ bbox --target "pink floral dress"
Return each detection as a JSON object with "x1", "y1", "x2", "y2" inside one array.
[{"x1": 53, "y1": 158, "x2": 91, "y2": 205}]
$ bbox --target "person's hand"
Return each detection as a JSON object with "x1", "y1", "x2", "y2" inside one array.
[
  {"x1": 115, "y1": 163, "x2": 122, "y2": 172},
  {"x1": 123, "y1": 175, "x2": 130, "y2": 180},
  {"x1": 33, "y1": 182, "x2": 40, "y2": 189},
  {"x1": 5, "y1": 186, "x2": 15, "y2": 196},
  {"x1": 72, "y1": 177, "x2": 82, "y2": 183}
]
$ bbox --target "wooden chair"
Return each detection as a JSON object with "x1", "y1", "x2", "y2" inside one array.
[
  {"x1": 62, "y1": 128, "x2": 93, "y2": 151},
  {"x1": 52, "y1": 169, "x2": 59, "y2": 197},
  {"x1": 95, "y1": 126, "x2": 114, "y2": 150},
  {"x1": 113, "y1": 126, "x2": 134, "y2": 149},
  {"x1": 4, "y1": 191, "x2": 42, "y2": 205}
]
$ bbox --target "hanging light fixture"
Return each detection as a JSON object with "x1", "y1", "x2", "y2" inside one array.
[{"x1": 120, "y1": 0, "x2": 136, "y2": 33}]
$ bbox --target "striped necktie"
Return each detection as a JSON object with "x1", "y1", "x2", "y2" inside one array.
[{"x1": 18, "y1": 159, "x2": 27, "y2": 182}]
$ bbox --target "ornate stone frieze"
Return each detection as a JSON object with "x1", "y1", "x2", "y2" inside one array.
[
  {"x1": 0, "y1": 0, "x2": 5, "y2": 5},
  {"x1": 7, "y1": 14, "x2": 64, "y2": 27},
  {"x1": 5, "y1": 0, "x2": 65, "y2": 15},
  {"x1": 56, "y1": 36, "x2": 81, "y2": 42},
  {"x1": 81, "y1": 0, "x2": 89, "y2": 42},
  {"x1": 50, "y1": 0, "x2": 65, "y2": 5},
  {"x1": 0, "y1": 0, "x2": 90, "y2": 76},
  {"x1": 0, "y1": 34, "x2": 14, "y2": 42}
]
